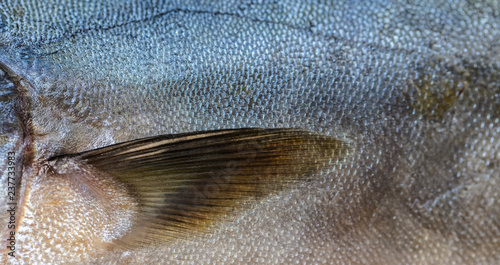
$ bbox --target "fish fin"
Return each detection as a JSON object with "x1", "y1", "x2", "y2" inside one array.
[{"x1": 51, "y1": 128, "x2": 349, "y2": 247}]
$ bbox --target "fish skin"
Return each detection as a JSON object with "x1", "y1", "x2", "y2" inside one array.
[{"x1": 0, "y1": 0, "x2": 499, "y2": 264}]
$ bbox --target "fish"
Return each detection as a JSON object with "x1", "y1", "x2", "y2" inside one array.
[{"x1": 0, "y1": 0, "x2": 499, "y2": 264}]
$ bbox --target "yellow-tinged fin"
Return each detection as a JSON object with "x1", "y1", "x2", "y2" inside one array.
[{"x1": 50, "y1": 128, "x2": 349, "y2": 247}]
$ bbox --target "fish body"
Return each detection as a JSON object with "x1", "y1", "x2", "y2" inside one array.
[{"x1": 0, "y1": 0, "x2": 499, "y2": 264}]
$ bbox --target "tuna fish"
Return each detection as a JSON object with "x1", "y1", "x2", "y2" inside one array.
[{"x1": 0, "y1": 0, "x2": 499, "y2": 264}]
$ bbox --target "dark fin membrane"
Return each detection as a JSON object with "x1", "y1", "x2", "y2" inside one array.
[{"x1": 54, "y1": 128, "x2": 349, "y2": 247}]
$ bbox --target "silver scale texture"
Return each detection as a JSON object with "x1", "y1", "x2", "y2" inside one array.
[{"x1": 0, "y1": 0, "x2": 499, "y2": 264}]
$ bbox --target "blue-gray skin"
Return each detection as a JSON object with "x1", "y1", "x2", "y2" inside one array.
[{"x1": 0, "y1": 0, "x2": 499, "y2": 264}]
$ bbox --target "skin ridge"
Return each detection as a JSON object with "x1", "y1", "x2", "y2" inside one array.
[{"x1": 0, "y1": 60, "x2": 34, "y2": 263}]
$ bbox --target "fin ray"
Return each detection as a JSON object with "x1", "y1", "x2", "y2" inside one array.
[{"x1": 51, "y1": 128, "x2": 349, "y2": 247}]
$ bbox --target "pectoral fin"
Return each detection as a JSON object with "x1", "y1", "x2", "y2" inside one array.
[{"x1": 49, "y1": 128, "x2": 349, "y2": 247}]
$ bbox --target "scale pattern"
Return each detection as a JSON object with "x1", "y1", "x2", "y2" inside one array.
[{"x1": 0, "y1": 0, "x2": 499, "y2": 264}]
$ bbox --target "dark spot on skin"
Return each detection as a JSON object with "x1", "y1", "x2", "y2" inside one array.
[
  {"x1": 12, "y1": 5, "x2": 25, "y2": 18},
  {"x1": 405, "y1": 58, "x2": 500, "y2": 121}
]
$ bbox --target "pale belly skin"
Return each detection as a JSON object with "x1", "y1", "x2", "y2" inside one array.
[{"x1": 0, "y1": 0, "x2": 499, "y2": 264}]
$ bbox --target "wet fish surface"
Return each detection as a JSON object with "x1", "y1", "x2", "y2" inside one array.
[{"x1": 0, "y1": 0, "x2": 499, "y2": 264}]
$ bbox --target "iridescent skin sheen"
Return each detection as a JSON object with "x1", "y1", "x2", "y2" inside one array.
[{"x1": 0, "y1": 1, "x2": 499, "y2": 264}]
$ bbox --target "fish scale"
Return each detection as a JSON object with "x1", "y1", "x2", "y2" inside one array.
[{"x1": 0, "y1": 0, "x2": 500, "y2": 264}]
